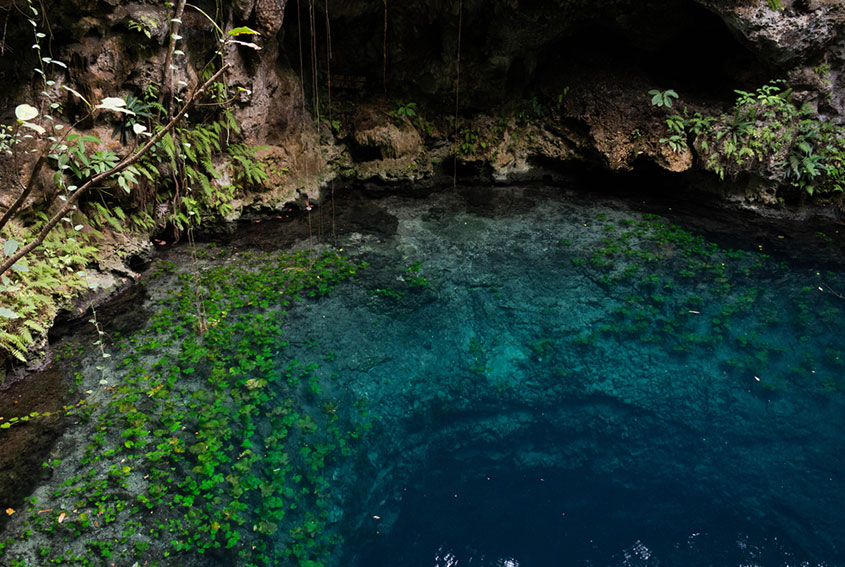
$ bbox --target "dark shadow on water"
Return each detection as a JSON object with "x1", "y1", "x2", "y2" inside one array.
[{"x1": 348, "y1": 460, "x2": 822, "y2": 567}]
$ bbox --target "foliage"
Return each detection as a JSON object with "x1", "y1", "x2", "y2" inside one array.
[
  {"x1": 566, "y1": 211, "x2": 842, "y2": 392},
  {"x1": 404, "y1": 259, "x2": 430, "y2": 288},
  {"x1": 649, "y1": 89, "x2": 679, "y2": 108},
  {"x1": 388, "y1": 101, "x2": 435, "y2": 138},
  {"x1": 0, "y1": 248, "x2": 371, "y2": 566},
  {"x1": 389, "y1": 101, "x2": 417, "y2": 119},
  {"x1": 0, "y1": 2, "x2": 266, "y2": 364},
  {"x1": 111, "y1": 95, "x2": 156, "y2": 144},
  {"x1": 456, "y1": 127, "x2": 486, "y2": 156},
  {"x1": 555, "y1": 86, "x2": 571, "y2": 111},
  {"x1": 125, "y1": 15, "x2": 157, "y2": 39},
  {"x1": 655, "y1": 82, "x2": 845, "y2": 196},
  {"x1": 1, "y1": 218, "x2": 98, "y2": 366},
  {"x1": 138, "y1": 107, "x2": 268, "y2": 231}
]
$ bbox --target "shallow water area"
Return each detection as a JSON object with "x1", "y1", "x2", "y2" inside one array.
[{"x1": 1, "y1": 184, "x2": 844, "y2": 567}]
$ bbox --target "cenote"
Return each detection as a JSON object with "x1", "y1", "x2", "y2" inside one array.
[{"x1": 1, "y1": 184, "x2": 844, "y2": 567}]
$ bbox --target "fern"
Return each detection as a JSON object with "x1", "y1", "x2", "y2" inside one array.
[{"x1": 1, "y1": 216, "x2": 97, "y2": 363}]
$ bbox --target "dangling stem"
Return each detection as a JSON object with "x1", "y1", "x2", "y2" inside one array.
[
  {"x1": 306, "y1": 201, "x2": 314, "y2": 259},
  {"x1": 325, "y1": 1, "x2": 333, "y2": 122},
  {"x1": 296, "y1": 0, "x2": 306, "y2": 109},
  {"x1": 383, "y1": 0, "x2": 388, "y2": 95},
  {"x1": 187, "y1": 228, "x2": 208, "y2": 334},
  {"x1": 1, "y1": 7, "x2": 9, "y2": 57},
  {"x1": 295, "y1": 0, "x2": 310, "y2": 199},
  {"x1": 453, "y1": 0, "x2": 463, "y2": 188},
  {"x1": 309, "y1": 0, "x2": 319, "y2": 125},
  {"x1": 88, "y1": 304, "x2": 108, "y2": 386},
  {"x1": 308, "y1": 0, "x2": 321, "y2": 244},
  {"x1": 325, "y1": 0, "x2": 336, "y2": 242},
  {"x1": 160, "y1": 0, "x2": 187, "y2": 118}
]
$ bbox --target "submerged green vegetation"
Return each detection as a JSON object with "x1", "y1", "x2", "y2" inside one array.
[
  {"x1": 566, "y1": 213, "x2": 843, "y2": 393},
  {"x1": 2, "y1": 188, "x2": 845, "y2": 566},
  {"x1": 0, "y1": 249, "x2": 370, "y2": 567}
]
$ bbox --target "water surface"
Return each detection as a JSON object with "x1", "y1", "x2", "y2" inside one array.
[{"x1": 2, "y1": 185, "x2": 843, "y2": 567}]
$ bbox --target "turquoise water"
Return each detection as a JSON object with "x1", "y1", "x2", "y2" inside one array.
[
  {"x1": 280, "y1": 187, "x2": 845, "y2": 566},
  {"x1": 2, "y1": 185, "x2": 844, "y2": 567}
]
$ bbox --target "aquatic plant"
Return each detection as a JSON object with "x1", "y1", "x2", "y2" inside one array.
[
  {"x1": 0, "y1": 249, "x2": 371, "y2": 567},
  {"x1": 404, "y1": 260, "x2": 430, "y2": 288},
  {"x1": 567, "y1": 210, "x2": 843, "y2": 393}
]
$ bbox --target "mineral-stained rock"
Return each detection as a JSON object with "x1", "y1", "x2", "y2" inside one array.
[
  {"x1": 255, "y1": 0, "x2": 287, "y2": 36},
  {"x1": 353, "y1": 106, "x2": 423, "y2": 160},
  {"x1": 697, "y1": 0, "x2": 845, "y2": 66}
]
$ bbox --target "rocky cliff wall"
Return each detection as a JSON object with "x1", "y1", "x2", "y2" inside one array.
[{"x1": 2, "y1": 0, "x2": 843, "y2": 215}]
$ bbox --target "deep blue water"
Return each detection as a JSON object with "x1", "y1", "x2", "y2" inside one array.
[
  {"x1": 274, "y1": 187, "x2": 845, "y2": 567},
  {"x1": 353, "y1": 465, "x2": 814, "y2": 567}
]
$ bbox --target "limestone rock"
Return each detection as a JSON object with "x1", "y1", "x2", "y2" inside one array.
[
  {"x1": 255, "y1": 0, "x2": 287, "y2": 36},
  {"x1": 353, "y1": 106, "x2": 423, "y2": 160},
  {"x1": 698, "y1": 0, "x2": 845, "y2": 66}
]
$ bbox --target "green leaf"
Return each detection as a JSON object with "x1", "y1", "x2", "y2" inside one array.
[
  {"x1": 228, "y1": 39, "x2": 261, "y2": 51},
  {"x1": 22, "y1": 121, "x2": 46, "y2": 135},
  {"x1": 0, "y1": 307, "x2": 20, "y2": 319},
  {"x1": 15, "y1": 104, "x2": 38, "y2": 121},
  {"x1": 649, "y1": 90, "x2": 662, "y2": 106},
  {"x1": 228, "y1": 26, "x2": 259, "y2": 36},
  {"x1": 96, "y1": 97, "x2": 135, "y2": 115},
  {"x1": 3, "y1": 239, "x2": 18, "y2": 256},
  {"x1": 61, "y1": 85, "x2": 92, "y2": 107}
]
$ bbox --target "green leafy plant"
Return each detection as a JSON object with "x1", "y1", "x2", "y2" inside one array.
[
  {"x1": 389, "y1": 101, "x2": 417, "y2": 119},
  {"x1": 0, "y1": 3, "x2": 269, "y2": 365},
  {"x1": 125, "y1": 15, "x2": 157, "y2": 39},
  {"x1": 1, "y1": 248, "x2": 371, "y2": 566},
  {"x1": 649, "y1": 89, "x2": 679, "y2": 108},
  {"x1": 404, "y1": 260, "x2": 430, "y2": 288},
  {"x1": 654, "y1": 82, "x2": 845, "y2": 196},
  {"x1": 555, "y1": 86, "x2": 571, "y2": 111},
  {"x1": 111, "y1": 96, "x2": 157, "y2": 144},
  {"x1": 456, "y1": 127, "x2": 486, "y2": 156}
]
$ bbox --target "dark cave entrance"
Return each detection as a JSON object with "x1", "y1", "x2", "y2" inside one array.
[
  {"x1": 279, "y1": 0, "x2": 775, "y2": 113},
  {"x1": 531, "y1": 2, "x2": 774, "y2": 102}
]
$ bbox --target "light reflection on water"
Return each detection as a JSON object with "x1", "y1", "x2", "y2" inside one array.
[{"x1": 432, "y1": 547, "x2": 522, "y2": 567}]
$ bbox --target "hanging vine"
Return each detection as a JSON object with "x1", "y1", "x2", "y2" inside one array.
[
  {"x1": 383, "y1": 0, "x2": 388, "y2": 94},
  {"x1": 325, "y1": 0, "x2": 337, "y2": 241},
  {"x1": 453, "y1": 0, "x2": 463, "y2": 187},
  {"x1": 309, "y1": 0, "x2": 319, "y2": 124},
  {"x1": 296, "y1": 0, "x2": 306, "y2": 108},
  {"x1": 159, "y1": 0, "x2": 187, "y2": 118}
]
